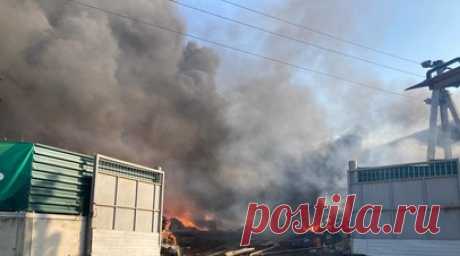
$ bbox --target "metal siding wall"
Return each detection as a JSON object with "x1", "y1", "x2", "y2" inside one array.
[
  {"x1": 353, "y1": 179, "x2": 460, "y2": 241},
  {"x1": 349, "y1": 159, "x2": 460, "y2": 252},
  {"x1": 29, "y1": 144, "x2": 94, "y2": 215},
  {"x1": 392, "y1": 180, "x2": 425, "y2": 205}
]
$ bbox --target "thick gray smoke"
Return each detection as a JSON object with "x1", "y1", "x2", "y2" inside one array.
[
  {"x1": 0, "y1": 0, "x2": 432, "y2": 228},
  {"x1": 0, "y1": 0, "x2": 229, "y2": 221}
]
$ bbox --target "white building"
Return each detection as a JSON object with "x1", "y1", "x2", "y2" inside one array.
[{"x1": 348, "y1": 159, "x2": 460, "y2": 256}]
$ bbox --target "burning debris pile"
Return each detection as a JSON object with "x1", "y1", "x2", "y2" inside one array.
[
  {"x1": 161, "y1": 216, "x2": 241, "y2": 256},
  {"x1": 161, "y1": 217, "x2": 351, "y2": 256}
]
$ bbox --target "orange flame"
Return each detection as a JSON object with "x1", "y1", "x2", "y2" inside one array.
[
  {"x1": 165, "y1": 199, "x2": 215, "y2": 231},
  {"x1": 168, "y1": 212, "x2": 209, "y2": 231},
  {"x1": 177, "y1": 216, "x2": 204, "y2": 230}
]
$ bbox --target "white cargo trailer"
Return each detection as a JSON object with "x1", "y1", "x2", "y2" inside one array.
[{"x1": 0, "y1": 142, "x2": 164, "y2": 256}]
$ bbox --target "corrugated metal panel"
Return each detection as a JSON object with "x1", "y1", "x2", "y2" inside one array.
[
  {"x1": 351, "y1": 159, "x2": 458, "y2": 184},
  {"x1": 98, "y1": 157, "x2": 162, "y2": 183},
  {"x1": 29, "y1": 144, "x2": 94, "y2": 215}
]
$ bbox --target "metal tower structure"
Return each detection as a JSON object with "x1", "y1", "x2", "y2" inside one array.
[{"x1": 406, "y1": 57, "x2": 460, "y2": 160}]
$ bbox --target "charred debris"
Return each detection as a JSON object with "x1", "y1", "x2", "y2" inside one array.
[{"x1": 161, "y1": 217, "x2": 352, "y2": 256}]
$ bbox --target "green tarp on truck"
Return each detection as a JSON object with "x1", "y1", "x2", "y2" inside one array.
[{"x1": 0, "y1": 142, "x2": 93, "y2": 215}]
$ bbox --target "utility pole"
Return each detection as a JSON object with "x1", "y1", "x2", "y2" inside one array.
[
  {"x1": 406, "y1": 57, "x2": 460, "y2": 160},
  {"x1": 426, "y1": 60, "x2": 451, "y2": 159}
]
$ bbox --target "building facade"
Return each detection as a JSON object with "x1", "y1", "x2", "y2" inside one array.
[{"x1": 348, "y1": 159, "x2": 460, "y2": 256}]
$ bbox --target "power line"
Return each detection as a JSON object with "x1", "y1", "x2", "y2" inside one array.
[
  {"x1": 218, "y1": 0, "x2": 420, "y2": 65},
  {"x1": 167, "y1": 0, "x2": 423, "y2": 78},
  {"x1": 68, "y1": 0, "x2": 419, "y2": 101}
]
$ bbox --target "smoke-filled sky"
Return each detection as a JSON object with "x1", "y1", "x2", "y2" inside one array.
[{"x1": 1, "y1": 0, "x2": 460, "y2": 228}]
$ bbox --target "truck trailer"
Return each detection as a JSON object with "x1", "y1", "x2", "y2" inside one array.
[{"x1": 0, "y1": 142, "x2": 164, "y2": 256}]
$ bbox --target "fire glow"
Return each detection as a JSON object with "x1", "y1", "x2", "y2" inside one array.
[
  {"x1": 166, "y1": 209, "x2": 214, "y2": 231},
  {"x1": 178, "y1": 216, "x2": 202, "y2": 230},
  {"x1": 240, "y1": 194, "x2": 441, "y2": 246}
]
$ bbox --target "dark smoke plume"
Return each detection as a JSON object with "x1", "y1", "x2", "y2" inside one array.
[
  {"x1": 0, "y1": 0, "x2": 229, "y2": 222},
  {"x1": 0, "y1": 0, "x2": 434, "y2": 228}
]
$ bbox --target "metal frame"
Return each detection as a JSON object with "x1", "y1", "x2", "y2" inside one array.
[
  {"x1": 87, "y1": 154, "x2": 164, "y2": 254},
  {"x1": 407, "y1": 57, "x2": 460, "y2": 160}
]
